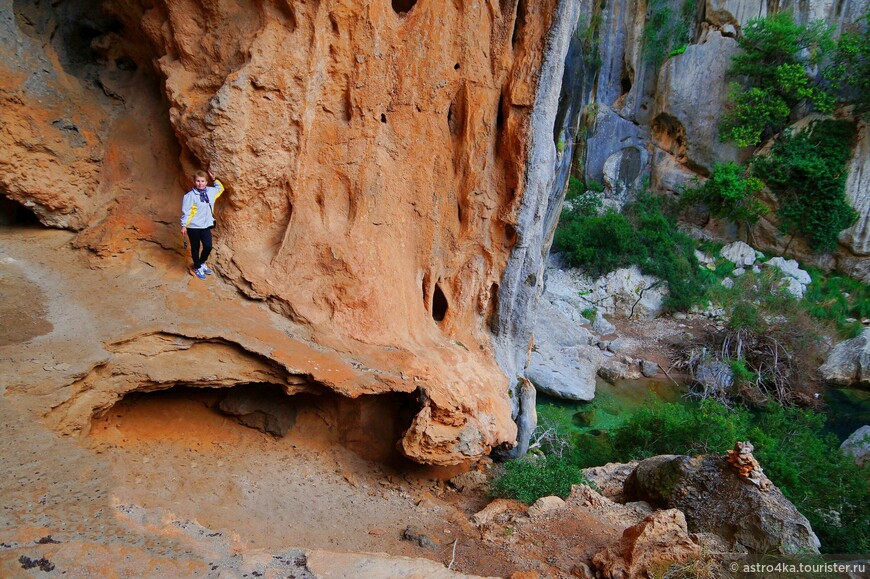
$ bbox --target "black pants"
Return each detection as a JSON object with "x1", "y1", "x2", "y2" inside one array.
[{"x1": 187, "y1": 227, "x2": 212, "y2": 269}]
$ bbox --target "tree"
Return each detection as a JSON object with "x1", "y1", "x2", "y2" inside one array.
[{"x1": 721, "y1": 12, "x2": 836, "y2": 147}]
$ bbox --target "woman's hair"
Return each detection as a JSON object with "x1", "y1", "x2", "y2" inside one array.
[{"x1": 193, "y1": 170, "x2": 208, "y2": 180}]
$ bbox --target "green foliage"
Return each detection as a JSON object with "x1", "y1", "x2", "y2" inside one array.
[
  {"x1": 728, "y1": 300, "x2": 760, "y2": 332},
  {"x1": 575, "y1": 11, "x2": 603, "y2": 68},
  {"x1": 720, "y1": 85, "x2": 791, "y2": 148},
  {"x1": 802, "y1": 268, "x2": 870, "y2": 338},
  {"x1": 728, "y1": 357, "x2": 758, "y2": 386},
  {"x1": 826, "y1": 10, "x2": 870, "y2": 115},
  {"x1": 581, "y1": 308, "x2": 598, "y2": 322},
  {"x1": 490, "y1": 454, "x2": 583, "y2": 504},
  {"x1": 554, "y1": 194, "x2": 708, "y2": 311},
  {"x1": 564, "y1": 176, "x2": 587, "y2": 201},
  {"x1": 752, "y1": 120, "x2": 859, "y2": 252},
  {"x1": 668, "y1": 44, "x2": 688, "y2": 58},
  {"x1": 555, "y1": 210, "x2": 643, "y2": 276},
  {"x1": 721, "y1": 12, "x2": 838, "y2": 146},
  {"x1": 608, "y1": 400, "x2": 750, "y2": 458},
  {"x1": 586, "y1": 178, "x2": 606, "y2": 193},
  {"x1": 606, "y1": 401, "x2": 870, "y2": 553},
  {"x1": 629, "y1": 196, "x2": 707, "y2": 311},
  {"x1": 643, "y1": 0, "x2": 696, "y2": 67},
  {"x1": 680, "y1": 162, "x2": 768, "y2": 226}
]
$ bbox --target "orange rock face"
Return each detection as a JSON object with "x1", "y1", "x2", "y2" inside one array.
[{"x1": 1, "y1": 0, "x2": 568, "y2": 464}]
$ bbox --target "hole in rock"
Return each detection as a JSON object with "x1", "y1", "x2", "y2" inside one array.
[
  {"x1": 432, "y1": 283, "x2": 448, "y2": 323},
  {"x1": 447, "y1": 86, "x2": 465, "y2": 137},
  {"x1": 496, "y1": 100, "x2": 505, "y2": 131},
  {"x1": 511, "y1": 0, "x2": 526, "y2": 48},
  {"x1": 380, "y1": 113, "x2": 387, "y2": 123},
  {"x1": 486, "y1": 283, "x2": 500, "y2": 334},
  {"x1": 620, "y1": 72, "x2": 632, "y2": 95},
  {"x1": 454, "y1": 63, "x2": 460, "y2": 70},
  {"x1": 391, "y1": 0, "x2": 418, "y2": 15},
  {"x1": 0, "y1": 195, "x2": 42, "y2": 227},
  {"x1": 92, "y1": 385, "x2": 423, "y2": 466}
]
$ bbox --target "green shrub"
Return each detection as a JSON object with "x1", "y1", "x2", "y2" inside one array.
[
  {"x1": 555, "y1": 210, "x2": 643, "y2": 276},
  {"x1": 643, "y1": 0, "x2": 696, "y2": 67},
  {"x1": 729, "y1": 357, "x2": 758, "y2": 386},
  {"x1": 605, "y1": 401, "x2": 869, "y2": 553},
  {"x1": 728, "y1": 301, "x2": 760, "y2": 332},
  {"x1": 680, "y1": 162, "x2": 767, "y2": 227},
  {"x1": 586, "y1": 178, "x2": 606, "y2": 193},
  {"x1": 564, "y1": 175, "x2": 585, "y2": 200},
  {"x1": 802, "y1": 268, "x2": 870, "y2": 338},
  {"x1": 752, "y1": 120, "x2": 858, "y2": 252},
  {"x1": 555, "y1": 194, "x2": 707, "y2": 311},
  {"x1": 490, "y1": 454, "x2": 584, "y2": 504},
  {"x1": 575, "y1": 12, "x2": 603, "y2": 68},
  {"x1": 581, "y1": 308, "x2": 598, "y2": 322},
  {"x1": 668, "y1": 44, "x2": 688, "y2": 58},
  {"x1": 629, "y1": 196, "x2": 707, "y2": 311}
]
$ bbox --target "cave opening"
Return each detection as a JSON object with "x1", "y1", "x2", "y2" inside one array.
[
  {"x1": 0, "y1": 194, "x2": 42, "y2": 227},
  {"x1": 620, "y1": 71, "x2": 632, "y2": 95},
  {"x1": 391, "y1": 0, "x2": 418, "y2": 16},
  {"x1": 92, "y1": 384, "x2": 423, "y2": 466},
  {"x1": 432, "y1": 283, "x2": 449, "y2": 322}
]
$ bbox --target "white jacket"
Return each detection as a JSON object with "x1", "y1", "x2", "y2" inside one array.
[{"x1": 180, "y1": 180, "x2": 225, "y2": 229}]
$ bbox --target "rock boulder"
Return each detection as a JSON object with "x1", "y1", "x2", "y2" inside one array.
[
  {"x1": 840, "y1": 425, "x2": 870, "y2": 466},
  {"x1": 592, "y1": 509, "x2": 701, "y2": 579},
  {"x1": 624, "y1": 454, "x2": 820, "y2": 554},
  {"x1": 819, "y1": 329, "x2": 870, "y2": 387}
]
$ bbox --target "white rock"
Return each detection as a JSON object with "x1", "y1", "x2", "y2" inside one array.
[
  {"x1": 732, "y1": 267, "x2": 745, "y2": 277},
  {"x1": 720, "y1": 241, "x2": 757, "y2": 267},
  {"x1": 722, "y1": 277, "x2": 734, "y2": 289},
  {"x1": 592, "y1": 313, "x2": 616, "y2": 335},
  {"x1": 819, "y1": 329, "x2": 870, "y2": 386},
  {"x1": 763, "y1": 257, "x2": 812, "y2": 286},
  {"x1": 694, "y1": 250, "x2": 714, "y2": 265},
  {"x1": 776, "y1": 277, "x2": 806, "y2": 299}
]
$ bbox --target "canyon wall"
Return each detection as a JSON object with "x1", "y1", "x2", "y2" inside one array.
[
  {"x1": 0, "y1": 0, "x2": 578, "y2": 463},
  {"x1": 570, "y1": 0, "x2": 870, "y2": 280}
]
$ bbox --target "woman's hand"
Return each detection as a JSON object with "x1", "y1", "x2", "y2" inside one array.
[
  {"x1": 208, "y1": 171, "x2": 216, "y2": 182},
  {"x1": 181, "y1": 226, "x2": 187, "y2": 235}
]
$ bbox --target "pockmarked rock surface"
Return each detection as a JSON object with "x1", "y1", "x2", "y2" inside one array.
[
  {"x1": 0, "y1": 0, "x2": 579, "y2": 465},
  {"x1": 819, "y1": 329, "x2": 870, "y2": 387},
  {"x1": 625, "y1": 454, "x2": 821, "y2": 554}
]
